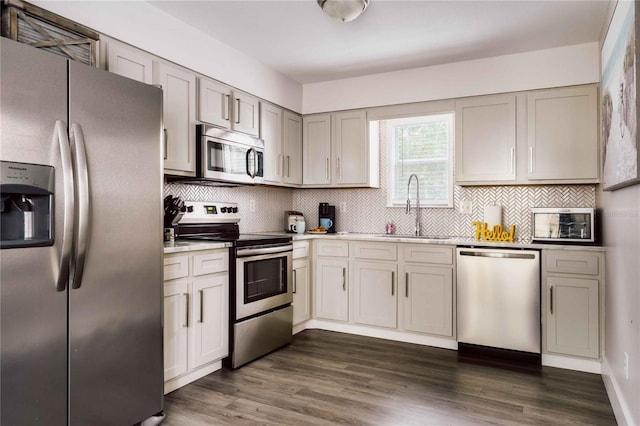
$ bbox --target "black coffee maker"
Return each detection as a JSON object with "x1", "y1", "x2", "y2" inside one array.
[{"x1": 318, "y1": 202, "x2": 336, "y2": 233}]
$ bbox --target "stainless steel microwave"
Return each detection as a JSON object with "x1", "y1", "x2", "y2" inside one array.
[
  {"x1": 531, "y1": 207, "x2": 596, "y2": 244},
  {"x1": 196, "y1": 124, "x2": 264, "y2": 185}
]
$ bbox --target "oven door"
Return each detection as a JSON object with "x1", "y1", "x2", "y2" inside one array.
[
  {"x1": 235, "y1": 244, "x2": 293, "y2": 320},
  {"x1": 202, "y1": 135, "x2": 264, "y2": 185}
]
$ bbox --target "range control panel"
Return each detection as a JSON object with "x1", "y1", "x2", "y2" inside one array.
[{"x1": 179, "y1": 201, "x2": 240, "y2": 224}]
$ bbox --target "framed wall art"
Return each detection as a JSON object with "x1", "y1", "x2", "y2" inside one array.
[{"x1": 601, "y1": 0, "x2": 640, "y2": 191}]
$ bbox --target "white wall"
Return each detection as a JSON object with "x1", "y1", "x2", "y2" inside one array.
[
  {"x1": 302, "y1": 42, "x2": 600, "y2": 114},
  {"x1": 600, "y1": 185, "x2": 640, "y2": 426},
  {"x1": 31, "y1": 0, "x2": 303, "y2": 113}
]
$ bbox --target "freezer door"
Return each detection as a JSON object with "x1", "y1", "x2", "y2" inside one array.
[
  {"x1": 0, "y1": 39, "x2": 69, "y2": 425},
  {"x1": 68, "y1": 62, "x2": 164, "y2": 425}
]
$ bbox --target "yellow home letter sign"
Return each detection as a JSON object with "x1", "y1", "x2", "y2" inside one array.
[{"x1": 472, "y1": 221, "x2": 516, "y2": 242}]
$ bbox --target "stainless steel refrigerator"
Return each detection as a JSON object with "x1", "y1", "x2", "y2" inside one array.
[{"x1": 0, "y1": 38, "x2": 164, "y2": 425}]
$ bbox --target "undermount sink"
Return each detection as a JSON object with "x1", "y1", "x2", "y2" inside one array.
[{"x1": 377, "y1": 234, "x2": 450, "y2": 240}]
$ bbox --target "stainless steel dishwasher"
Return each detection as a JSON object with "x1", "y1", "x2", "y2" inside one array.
[{"x1": 456, "y1": 247, "x2": 541, "y2": 354}]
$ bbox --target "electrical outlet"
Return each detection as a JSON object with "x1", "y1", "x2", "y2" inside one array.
[
  {"x1": 339, "y1": 202, "x2": 347, "y2": 212},
  {"x1": 249, "y1": 199, "x2": 256, "y2": 212},
  {"x1": 624, "y1": 352, "x2": 629, "y2": 380},
  {"x1": 460, "y1": 199, "x2": 472, "y2": 214}
]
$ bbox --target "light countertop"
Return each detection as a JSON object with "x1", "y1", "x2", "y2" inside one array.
[
  {"x1": 163, "y1": 232, "x2": 604, "y2": 254},
  {"x1": 163, "y1": 240, "x2": 232, "y2": 254}
]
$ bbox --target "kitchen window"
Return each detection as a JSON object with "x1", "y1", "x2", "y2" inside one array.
[{"x1": 387, "y1": 113, "x2": 454, "y2": 207}]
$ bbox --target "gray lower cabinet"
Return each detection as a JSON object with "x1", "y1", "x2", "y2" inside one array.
[
  {"x1": 400, "y1": 264, "x2": 453, "y2": 336},
  {"x1": 543, "y1": 250, "x2": 602, "y2": 359},
  {"x1": 399, "y1": 245, "x2": 455, "y2": 337},
  {"x1": 292, "y1": 241, "x2": 311, "y2": 326}
]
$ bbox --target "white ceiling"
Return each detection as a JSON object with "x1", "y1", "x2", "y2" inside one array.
[{"x1": 148, "y1": 0, "x2": 613, "y2": 85}]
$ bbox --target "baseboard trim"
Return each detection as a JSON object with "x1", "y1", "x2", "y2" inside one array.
[
  {"x1": 541, "y1": 353, "x2": 601, "y2": 373},
  {"x1": 164, "y1": 360, "x2": 222, "y2": 395},
  {"x1": 303, "y1": 319, "x2": 458, "y2": 350},
  {"x1": 602, "y1": 356, "x2": 635, "y2": 426}
]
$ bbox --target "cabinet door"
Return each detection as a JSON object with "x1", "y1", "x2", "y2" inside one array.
[
  {"x1": 352, "y1": 261, "x2": 397, "y2": 328},
  {"x1": 334, "y1": 110, "x2": 368, "y2": 185},
  {"x1": 189, "y1": 274, "x2": 229, "y2": 369},
  {"x1": 314, "y1": 258, "x2": 349, "y2": 321},
  {"x1": 303, "y1": 114, "x2": 332, "y2": 185},
  {"x1": 546, "y1": 276, "x2": 599, "y2": 358},
  {"x1": 163, "y1": 280, "x2": 189, "y2": 381},
  {"x1": 261, "y1": 103, "x2": 283, "y2": 184},
  {"x1": 106, "y1": 41, "x2": 152, "y2": 84},
  {"x1": 455, "y1": 94, "x2": 516, "y2": 183},
  {"x1": 292, "y1": 258, "x2": 311, "y2": 325},
  {"x1": 153, "y1": 62, "x2": 196, "y2": 175},
  {"x1": 527, "y1": 86, "x2": 598, "y2": 181},
  {"x1": 198, "y1": 78, "x2": 231, "y2": 129},
  {"x1": 283, "y1": 111, "x2": 303, "y2": 185},
  {"x1": 233, "y1": 92, "x2": 259, "y2": 136},
  {"x1": 401, "y1": 265, "x2": 453, "y2": 336}
]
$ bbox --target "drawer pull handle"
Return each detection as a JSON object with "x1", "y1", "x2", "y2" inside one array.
[
  {"x1": 183, "y1": 293, "x2": 189, "y2": 328},
  {"x1": 405, "y1": 273, "x2": 409, "y2": 298}
]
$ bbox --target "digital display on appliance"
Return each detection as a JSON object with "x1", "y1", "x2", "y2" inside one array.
[{"x1": 205, "y1": 205, "x2": 217, "y2": 214}]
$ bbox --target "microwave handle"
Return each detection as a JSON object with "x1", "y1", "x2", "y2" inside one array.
[{"x1": 246, "y1": 148, "x2": 257, "y2": 178}]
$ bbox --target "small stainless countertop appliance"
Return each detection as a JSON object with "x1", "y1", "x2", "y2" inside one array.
[{"x1": 284, "y1": 210, "x2": 304, "y2": 233}]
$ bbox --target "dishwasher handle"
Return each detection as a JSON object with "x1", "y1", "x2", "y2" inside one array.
[{"x1": 458, "y1": 250, "x2": 537, "y2": 260}]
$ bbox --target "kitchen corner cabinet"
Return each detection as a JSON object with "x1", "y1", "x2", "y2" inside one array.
[
  {"x1": 399, "y1": 245, "x2": 454, "y2": 337},
  {"x1": 527, "y1": 85, "x2": 598, "y2": 182},
  {"x1": 292, "y1": 241, "x2": 311, "y2": 325},
  {"x1": 153, "y1": 62, "x2": 197, "y2": 176},
  {"x1": 542, "y1": 250, "x2": 602, "y2": 359},
  {"x1": 303, "y1": 110, "x2": 378, "y2": 188},
  {"x1": 455, "y1": 93, "x2": 517, "y2": 183},
  {"x1": 163, "y1": 249, "x2": 229, "y2": 394},
  {"x1": 261, "y1": 104, "x2": 302, "y2": 186},
  {"x1": 105, "y1": 40, "x2": 153, "y2": 84},
  {"x1": 455, "y1": 84, "x2": 599, "y2": 186},
  {"x1": 282, "y1": 111, "x2": 303, "y2": 185},
  {"x1": 314, "y1": 240, "x2": 349, "y2": 321},
  {"x1": 197, "y1": 77, "x2": 259, "y2": 137}
]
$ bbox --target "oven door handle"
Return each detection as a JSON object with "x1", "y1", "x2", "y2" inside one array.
[{"x1": 236, "y1": 244, "x2": 293, "y2": 258}]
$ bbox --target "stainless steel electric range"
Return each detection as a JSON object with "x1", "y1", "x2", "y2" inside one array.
[{"x1": 175, "y1": 201, "x2": 293, "y2": 368}]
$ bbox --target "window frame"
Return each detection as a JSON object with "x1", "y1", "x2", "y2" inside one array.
[{"x1": 385, "y1": 113, "x2": 455, "y2": 208}]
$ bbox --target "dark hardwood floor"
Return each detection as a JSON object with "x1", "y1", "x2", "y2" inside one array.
[{"x1": 163, "y1": 330, "x2": 616, "y2": 425}]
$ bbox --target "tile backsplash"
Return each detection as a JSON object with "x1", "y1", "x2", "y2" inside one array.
[{"x1": 164, "y1": 183, "x2": 294, "y2": 233}]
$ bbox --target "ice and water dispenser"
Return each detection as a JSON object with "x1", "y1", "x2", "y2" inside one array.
[{"x1": 1, "y1": 161, "x2": 55, "y2": 248}]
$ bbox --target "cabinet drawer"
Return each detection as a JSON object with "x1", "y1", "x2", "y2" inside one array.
[
  {"x1": 544, "y1": 251, "x2": 600, "y2": 275},
  {"x1": 164, "y1": 255, "x2": 189, "y2": 281},
  {"x1": 293, "y1": 241, "x2": 309, "y2": 259},
  {"x1": 402, "y1": 245, "x2": 454, "y2": 265},
  {"x1": 193, "y1": 250, "x2": 229, "y2": 276},
  {"x1": 353, "y1": 242, "x2": 397, "y2": 261},
  {"x1": 315, "y1": 240, "x2": 349, "y2": 257}
]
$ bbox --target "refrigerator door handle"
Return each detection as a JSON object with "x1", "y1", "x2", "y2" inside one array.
[
  {"x1": 70, "y1": 123, "x2": 90, "y2": 290},
  {"x1": 54, "y1": 120, "x2": 74, "y2": 292}
]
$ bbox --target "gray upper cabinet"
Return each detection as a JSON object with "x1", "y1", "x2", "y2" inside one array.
[
  {"x1": 198, "y1": 77, "x2": 259, "y2": 137},
  {"x1": 282, "y1": 111, "x2": 303, "y2": 185},
  {"x1": 303, "y1": 110, "x2": 379, "y2": 188},
  {"x1": 527, "y1": 85, "x2": 598, "y2": 182},
  {"x1": 105, "y1": 40, "x2": 153, "y2": 84},
  {"x1": 303, "y1": 114, "x2": 332, "y2": 186},
  {"x1": 455, "y1": 84, "x2": 599, "y2": 186},
  {"x1": 153, "y1": 61, "x2": 197, "y2": 176},
  {"x1": 261, "y1": 104, "x2": 302, "y2": 187},
  {"x1": 455, "y1": 94, "x2": 517, "y2": 183}
]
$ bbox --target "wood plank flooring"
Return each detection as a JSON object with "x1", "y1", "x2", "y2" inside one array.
[{"x1": 163, "y1": 330, "x2": 616, "y2": 425}]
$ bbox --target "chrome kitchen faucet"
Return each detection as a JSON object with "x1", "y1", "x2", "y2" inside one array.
[{"x1": 406, "y1": 174, "x2": 420, "y2": 236}]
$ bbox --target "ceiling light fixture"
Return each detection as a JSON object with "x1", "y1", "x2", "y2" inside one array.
[{"x1": 317, "y1": 0, "x2": 370, "y2": 23}]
